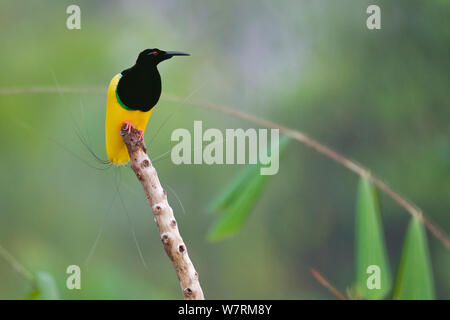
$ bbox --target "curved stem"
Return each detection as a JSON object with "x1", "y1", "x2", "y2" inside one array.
[
  {"x1": 0, "y1": 86, "x2": 448, "y2": 249},
  {"x1": 162, "y1": 94, "x2": 450, "y2": 250}
]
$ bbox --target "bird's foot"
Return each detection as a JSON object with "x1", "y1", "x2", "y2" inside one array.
[
  {"x1": 138, "y1": 129, "x2": 144, "y2": 141},
  {"x1": 123, "y1": 121, "x2": 135, "y2": 134}
]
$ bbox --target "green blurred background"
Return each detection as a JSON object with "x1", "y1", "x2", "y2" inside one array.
[{"x1": 0, "y1": 0, "x2": 448, "y2": 299}]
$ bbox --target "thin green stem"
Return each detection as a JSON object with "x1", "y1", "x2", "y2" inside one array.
[{"x1": 0, "y1": 244, "x2": 35, "y2": 283}]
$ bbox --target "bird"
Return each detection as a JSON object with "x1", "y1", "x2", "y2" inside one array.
[{"x1": 105, "y1": 48, "x2": 190, "y2": 164}]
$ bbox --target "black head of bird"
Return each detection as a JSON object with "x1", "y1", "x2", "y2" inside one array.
[
  {"x1": 117, "y1": 48, "x2": 190, "y2": 112},
  {"x1": 136, "y1": 48, "x2": 190, "y2": 66}
]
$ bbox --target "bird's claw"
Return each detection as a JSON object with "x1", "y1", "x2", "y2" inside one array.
[
  {"x1": 122, "y1": 121, "x2": 143, "y2": 140},
  {"x1": 138, "y1": 130, "x2": 144, "y2": 141},
  {"x1": 123, "y1": 121, "x2": 135, "y2": 134}
]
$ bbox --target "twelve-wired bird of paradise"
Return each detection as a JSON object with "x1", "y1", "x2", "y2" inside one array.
[{"x1": 105, "y1": 48, "x2": 189, "y2": 164}]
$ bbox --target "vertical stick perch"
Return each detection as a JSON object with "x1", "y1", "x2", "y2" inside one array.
[{"x1": 121, "y1": 124, "x2": 205, "y2": 300}]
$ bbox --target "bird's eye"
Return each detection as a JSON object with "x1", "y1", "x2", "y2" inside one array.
[{"x1": 152, "y1": 51, "x2": 158, "y2": 55}]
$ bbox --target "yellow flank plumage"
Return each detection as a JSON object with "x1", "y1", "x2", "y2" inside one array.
[{"x1": 105, "y1": 74, "x2": 153, "y2": 164}]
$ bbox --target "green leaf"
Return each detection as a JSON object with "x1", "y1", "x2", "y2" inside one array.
[
  {"x1": 208, "y1": 163, "x2": 260, "y2": 212},
  {"x1": 355, "y1": 177, "x2": 391, "y2": 299},
  {"x1": 207, "y1": 164, "x2": 271, "y2": 241},
  {"x1": 26, "y1": 271, "x2": 60, "y2": 300},
  {"x1": 393, "y1": 217, "x2": 435, "y2": 300},
  {"x1": 207, "y1": 135, "x2": 290, "y2": 241}
]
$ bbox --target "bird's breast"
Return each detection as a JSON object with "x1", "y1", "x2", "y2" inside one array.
[{"x1": 117, "y1": 68, "x2": 161, "y2": 112}]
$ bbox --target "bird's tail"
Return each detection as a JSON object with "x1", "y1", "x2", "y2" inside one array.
[{"x1": 51, "y1": 70, "x2": 113, "y2": 170}]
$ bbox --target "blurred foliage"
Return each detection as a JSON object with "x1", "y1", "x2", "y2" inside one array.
[
  {"x1": 0, "y1": 0, "x2": 448, "y2": 299},
  {"x1": 26, "y1": 271, "x2": 60, "y2": 300}
]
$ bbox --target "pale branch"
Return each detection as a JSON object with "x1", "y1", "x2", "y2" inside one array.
[
  {"x1": 120, "y1": 123, "x2": 204, "y2": 300},
  {"x1": 1, "y1": 86, "x2": 448, "y2": 249}
]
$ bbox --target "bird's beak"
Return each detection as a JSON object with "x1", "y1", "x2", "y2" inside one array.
[{"x1": 164, "y1": 51, "x2": 190, "y2": 57}]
